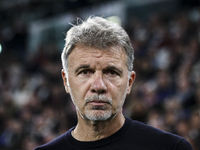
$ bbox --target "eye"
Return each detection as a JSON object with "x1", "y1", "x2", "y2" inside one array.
[
  {"x1": 109, "y1": 70, "x2": 117, "y2": 75},
  {"x1": 78, "y1": 69, "x2": 93, "y2": 75},
  {"x1": 105, "y1": 70, "x2": 120, "y2": 76},
  {"x1": 81, "y1": 70, "x2": 89, "y2": 74}
]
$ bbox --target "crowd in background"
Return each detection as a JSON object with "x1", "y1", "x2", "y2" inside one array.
[{"x1": 0, "y1": 5, "x2": 200, "y2": 150}]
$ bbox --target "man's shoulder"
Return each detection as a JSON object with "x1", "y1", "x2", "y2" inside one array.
[
  {"x1": 129, "y1": 119, "x2": 181, "y2": 139},
  {"x1": 33, "y1": 131, "x2": 69, "y2": 150},
  {"x1": 126, "y1": 118, "x2": 193, "y2": 150}
]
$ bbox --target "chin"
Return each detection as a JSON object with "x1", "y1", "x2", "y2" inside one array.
[{"x1": 85, "y1": 110, "x2": 113, "y2": 122}]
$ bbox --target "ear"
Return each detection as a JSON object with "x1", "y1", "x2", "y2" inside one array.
[
  {"x1": 127, "y1": 71, "x2": 136, "y2": 94},
  {"x1": 61, "y1": 69, "x2": 70, "y2": 93}
]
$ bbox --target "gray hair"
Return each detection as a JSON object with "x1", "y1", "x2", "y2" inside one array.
[{"x1": 61, "y1": 16, "x2": 134, "y2": 73}]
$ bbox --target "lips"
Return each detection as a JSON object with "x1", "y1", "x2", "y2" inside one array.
[
  {"x1": 89, "y1": 100, "x2": 108, "y2": 106},
  {"x1": 85, "y1": 95, "x2": 112, "y2": 107}
]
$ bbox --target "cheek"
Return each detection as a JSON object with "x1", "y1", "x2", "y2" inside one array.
[
  {"x1": 67, "y1": 77, "x2": 81, "y2": 102},
  {"x1": 112, "y1": 78, "x2": 128, "y2": 92},
  {"x1": 108, "y1": 80, "x2": 128, "y2": 102},
  {"x1": 68, "y1": 77, "x2": 90, "y2": 102}
]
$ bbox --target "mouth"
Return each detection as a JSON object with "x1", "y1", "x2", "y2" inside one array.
[
  {"x1": 89, "y1": 100, "x2": 109, "y2": 106},
  {"x1": 85, "y1": 95, "x2": 112, "y2": 108}
]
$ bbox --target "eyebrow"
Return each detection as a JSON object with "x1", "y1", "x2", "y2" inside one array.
[
  {"x1": 104, "y1": 65, "x2": 123, "y2": 75},
  {"x1": 74, "y1": 65, "x2": 123, "y2": 75},
  {"x1": 75, "y1": 65, "x2": 90, "y2": 73}
]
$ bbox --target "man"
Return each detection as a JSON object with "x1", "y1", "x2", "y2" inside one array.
[{"x1": 34, "y1": 16, "x2": 193, "y2": 150}]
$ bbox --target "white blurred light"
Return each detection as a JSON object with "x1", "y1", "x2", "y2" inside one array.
[
  {"x1": 106, "y1": 16, "x2": 122, "y2": 26},
  {"x1": 0, "y1": 44, "x2": 2, "y2": 53}
]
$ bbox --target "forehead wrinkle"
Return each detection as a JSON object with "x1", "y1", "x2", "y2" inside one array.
[{"x1": 68, "y1": 45, "x2": 128, "y2": 70}]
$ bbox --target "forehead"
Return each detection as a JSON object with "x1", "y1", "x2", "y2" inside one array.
[{"x1": 67, "y1": 45, "x2": 127, "y2": 67}]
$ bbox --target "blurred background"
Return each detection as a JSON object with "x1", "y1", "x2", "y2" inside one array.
[{"x1": 0, "y1": 0, "x2": 200, "y2": 149}]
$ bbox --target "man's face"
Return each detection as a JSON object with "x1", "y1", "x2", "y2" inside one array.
[{"x1": 62, "y1": 45, "x2": 135, "y2": 122}]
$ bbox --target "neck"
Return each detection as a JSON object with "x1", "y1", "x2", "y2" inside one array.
[{"x1": 72, "y1": 111, "x2": 125, "y2": 141}]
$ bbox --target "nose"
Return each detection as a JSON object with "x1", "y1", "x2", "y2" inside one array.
[{"x1": 90, "y1": 72, "x2": 107, "y2": 95}]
